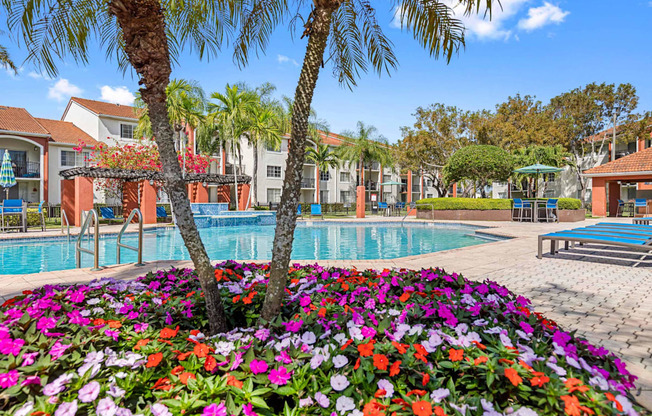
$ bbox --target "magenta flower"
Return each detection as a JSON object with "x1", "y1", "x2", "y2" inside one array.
[
  {"x1": 203, "y1": 403, "x2": 227, "y2": 416},
  {"x1": 105, "y1": 329, "x2": 120, "y2": 341},
  {"x1": 49, "y1": 340, "x2": 71, "y2": 360},
  {"x1": 268, "y1": 366, "x2": 291, "y2": 385},
  {"x1": 249, "y1": 359, "x2": 268, "y2": 375},
  {"x1": 282, "y1": 320, "x2": 303, "y2": 333},
  {"x1": 242, "y1": 403, "x2": 258, "y2": 416},
  {"x1": 0, "y1": 369, "x2": 18, "y2": 388},
  {"x1": 0, "y1": 337, "x2": 24, "y2": 356},
  {"x1": 134, "y1": 322, "x2": 149, "y2": 333},
  {"x1": 21, "y1": 375, "x2": 41, "y2": 387},
  {"x1": 36, "y1": 317, "x2": 58, "y2": 331},
  {"x1": 79, "y1": 381, "x2": 101, "y2": 403}
]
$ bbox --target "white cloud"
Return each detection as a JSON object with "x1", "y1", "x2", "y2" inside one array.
[
  {"x1": 27, "y1": 71, "x2": 51, "y2": 80},
  {"x1": 390, "y1": 5, "x2": 405, "y2": 29},
  {"x1": 100, "y1": 86, "x2": 135, "y2": 105},
  {"x1": 277, "y1": 54, "x2": 298, "y2": 66},
  {"x1": 518, "y1": 2, "x2": 569, "y2": 31},
  {"x1": 445, "y1": 0, "x2": 530, "y2": 41},
  {"x1": 48, "y1": 79, "x2": 82, "y2": 102}
]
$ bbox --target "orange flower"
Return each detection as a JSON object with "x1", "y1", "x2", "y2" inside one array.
[
  {"x1": 232, "y1": 295, "x2": 241, "y2": 303},
  {"x1": 226, "y1": 374, "x2": 243, "y2": 389},
  {"x1": 471, "y1": 341, "x2": 487, "y2": 350},
  {"x1": 530, "y1": 374, "x2": 550, "y2": 387},
  {"x1": 177, "y1": 351, "x2": 192, "y2": 361},
  {"x1": 560, "y1": 395, "x2": 594, "y2": 416},
  {"x1": 504, "y1": 368, "x2": 523, "y2": 386},
  {"x1": 358, "y1": 341, "x2": 375, "y2": 357},
  {"x1": 171, "y1": 365, "x2": 185, "y2": 376},
  {"x1": 107, "y1": 320, "x2": 122, "y2": 329},
  {"x1": 389, "y1": 360, "x2": 401, "y2": 377},
  {"x1": 433, "y1": 407, "x2": 447, "y2": 416},
  {"x1": 178, "y1": 372, "x2": 196, "y2": 385},
  {"x1": 92, "y1": 318, "x2": 106, "y2": 326},
  {"x1": 605, "y1": 393, "x2": 623, "y2": 412},
  {"x1": 159, "y1": 326, "x2": 179, "y2": 339},
  {"x1": 204, "y1": 356, "x2": 217, "y2": 372},
  {"x1": 134, "y1": 338, "x2": 150, "y2": 351},
  {"x1": 399, "y1": 292, "x2": 410, "y2": 302},
  {"x1": 499, "y1": 358, "x2": 514, "y2": 365},
  {"x1": 373, "y1": 354, "x2": 389, "y2": 370},
  {"x1": 411, "y1": 400, "x2": 432, "y2": 416},
  {"x1": 448, "y1": 348, "x2": 464, "y2": 362},
  {"x1": 193, "y1": 343, "x2": 211, "y2": 358},
  {"x1": 406, "y1": 390, "x2": 427, "y2": 397},
  {"x1": 341, "y1": 339, "x2": 354, "y2": 351},
  {"x1": 375, "y1": 389, "x2": 387, "y2": 398},
  {"x1": 354, "y1": 358, "x2": 361, "y2": 370},
  {"x1": 151, "y1": 377, "x2": 172, "y2": 391},
  {"x1": 318, "y1": 307, "x2": 327, "y2": 317},
  {"x1": 474, "y1": 356, "x2": 488, "y2": 365},
  {"x1": 565, "y1": 378, "x2": 589, "y2": 394},
  {"x1": 146, "y1": 352, "x2": 163, "y2": 368},
  {"x1": 422, "y1": 372, "x2": 430, "y2": 386},
  {"x1": 392, "y1": 341, "x2": 409, "y2": 354},
  {"x1": 363, "y1": 399, "x2": 387, "y2": 416}
]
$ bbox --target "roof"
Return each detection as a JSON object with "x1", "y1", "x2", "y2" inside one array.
[
  {"x1": 69, "y1": 97, "x2": 140, "y2": 120},
  {"x1": 0, "y1": 106, "x2": 50, "y2": 135},
  {"x1": 34, "y1": 118, "x2": 100, "y2": 146},
  {"x1": 584, "y1": 146, "x2": 652, "y2": 176}
]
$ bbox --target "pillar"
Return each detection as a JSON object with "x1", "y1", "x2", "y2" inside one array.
[
  {"x1": 187, "y1": 184, "x2": 196, "y2": 202},
  {"x1": 140, "y1": 180, "x2": 157, "y2": 224},
  {"x1": 218, "y1": 185, "x2": 230, "y2": 203},
  {"x1": 356, "y1": 185, "x2": 365, "y2": 218},
  {"x1": 123, "y1": 181, "x2": 139, "y2": 222},
  {"x1": 61, "y1": 179, "x2": 74, "y2": 225},
  {"x1": 608, "y1": 181, "x2": 620, "y2": 217},
  {"x1": 591, "y1": 177, "x2": 607, "y2": 217},
  {"x1": 195, "y1": 183, "x2": 209, "y2": 203},
  {"x1": 407, "y1": 171, "x2": 413, "y2": 203},
  {"x1": 452, "y1": 182, "x2": 457, "y2": 198},
  {"x1": 238, "y1": 184, "x2": 251, "y2": 210},
  {"x1": 73, "y1": 177, "x2": 94, "y2": 226}
]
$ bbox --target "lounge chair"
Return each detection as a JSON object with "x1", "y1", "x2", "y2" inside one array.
[
  {"x1": 538, "y1": 225, "x2": 652, "y2": 259},
  {"x1": 633, "y1": 217, "x2": 652, "y2": 225},
  {"x1": 1, "y1": 199, "x2": 26, "y2": 232},
  {"x1": 99, "y1": 207, "x2": 120, "y2": 224},
  {"x1": 634, "y1": 199, "x2": 649, "y2": 217},
  {"x1": 156, "y1": 206, "x2": 169, "y2": 222},
  {"x1": 616, "y1": 199, "x2": 626, "y2": 217},
  {"x1": 310, "y1": 204, "x2": 323, "y2": 219},
  {"x1": 395, "y1": 201, "x2": 405, "y2": 216},
  {"x1": 513, "y1": 198, "x2": 532, "y2": 222},
  {"x1": 297, "y1": 204, "x2": 302, "y2": 218}
]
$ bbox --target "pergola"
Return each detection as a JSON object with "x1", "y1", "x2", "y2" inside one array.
[
  {"x1": 584, "y1": 147, "x2": 652, "y2": 217},
  {"x1": 59, "y1": 167, "x2": 252, "y2": 226}
]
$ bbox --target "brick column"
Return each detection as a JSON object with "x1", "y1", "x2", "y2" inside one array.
[
  {"x1": 238, "y1": 184, "x2": 250, "y2": 210},
  {"x1": 74, "y1": 177, "x2": 94, "y2": 226},
  {"x1": 61, "y1": 179, "x2": 74, "y2": 225},
  {"x1": 608, "y1": 181, "x2": 620, "y2": 217},
  {"x1": 218, "y1": 185, "x2": 230, "y2": 204},
  {"x1": 407, "y1": 171, "x2": 413, "y2": 203},
  {"x1": 356, "y1": 186, "x2": 365, "y2": 218},
  {"x1": 196, "y1": 183, "x2": 209, "y2": 203},
  {"x1": 140, "y1": 180, "x2": 157, "y2": 224},
  {"x1": 591, "y1": 177, "x2": 607, "y2": 217},
  {"x1": 123, "y1": 181, "x2": 139, "y2": 222}
]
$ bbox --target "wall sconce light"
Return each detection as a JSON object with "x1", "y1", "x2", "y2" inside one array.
[
  {"x1": 149, "y1": 180, "x2": 154, "y2": 185},
  {"x1": 34, "y1": 146, "x2": 38, "y2": 152},
  {"x1": 202, "y1": 182, "x2": 207, "y2": 187}
]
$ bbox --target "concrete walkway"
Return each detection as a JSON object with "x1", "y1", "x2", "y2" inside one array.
[{"x1": 0, "y1": 217, "x2": 650, "y2": 408}]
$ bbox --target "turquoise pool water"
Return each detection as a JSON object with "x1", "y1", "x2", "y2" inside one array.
[{"x1": 0, "y1": 223, "x2": 498, "y2": 274}]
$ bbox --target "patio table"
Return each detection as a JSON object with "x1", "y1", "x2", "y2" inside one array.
[{"x1": 524, "y1": 199, "x2": 549, "y2": 222}]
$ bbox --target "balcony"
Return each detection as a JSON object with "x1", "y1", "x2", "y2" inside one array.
[
  {"x1": 320, "y1": 180, "x2": 329, "y2": 191},
  {"x1": 412, "y1": 185, "x2": 420, "y2": 193},
  {"x1": 363, "y1": 162, "x2": 380, "y2": 170},
  {"x1": 301, "y1": 178, "x2": 315, "y2": 189},
  {"x1": 224, "y1": 164, "x2": 246, "y2": 175},
  {"x1": 365, "y1": 181, "x2": 379, "y2": 191},
  {"x1": 12, "y1": 161, "x2": 40, "y2": 179}
]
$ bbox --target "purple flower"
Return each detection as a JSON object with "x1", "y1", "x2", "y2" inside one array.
[
  {"x1": 242, "y1": 403, "x2": 258, "y2": 416},
  {"x1": 430, "y1": 388, "x2": 450, "y2": 403},
  {"x1": 0, "y1": 369, "x2": 18, "y2": 388},
  {"x1": 332, "y1": 355, "x2": 348, "y2": 368},
  {"x1": 268, "y1": 366, "x2": 291, "y2": 385},
  {"x1": 335, "y1": 396, "x2": 355, "y2": 413},
  {"x1": 377, "y1": 379, "x2": 395, "y2": 397},
  {"x1": 96, "y1": 398, "x2": 118, "y2": 416},
  {"x1": 519, "y1": 322, "x2": 534, "y2": 335},
  {"x1": 151, "y1": 403, "x2": 172, "y2": 416},
  {"x1": 49, "y1": 340, "x2": 71, "y2": 360},
  {"x1": 330, "y1": 374, "x2": 349, "y2": 391},
  {"x1": 249, "y1": 359, "x2": 268, "y2": 375},
  {"x1": 54, "y1": 400, "x2": 78, "y2": 416},
  {"x1": 314, "y1": 391, "x2": 330, "y2": 408},
  {"x1": 230, "y1": 352, "x2": 244, "y2": 371},
  {"x1": 203, "y1": 403, "x2": 227, "y2": 416},
  {"x1": 79, "y1": 381, "x2": 101, "y2": 403}
]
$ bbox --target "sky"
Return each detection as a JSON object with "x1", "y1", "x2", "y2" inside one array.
[{"x1": 1, "y1": 1, "x2": 651, "y2": 143}]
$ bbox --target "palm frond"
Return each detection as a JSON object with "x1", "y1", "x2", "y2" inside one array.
[{"x1": 232, "y1": 0, "x2": 289, "y2": 68}]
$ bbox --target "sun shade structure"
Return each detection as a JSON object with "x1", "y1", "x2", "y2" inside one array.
[
  {"x1": 59, "y1": 167, "x2": 251, "y2": 184},
  {"x1": 380, "y1": 180, "x2": 403, "y2": 186},
  {"x1": 514, "y1": 164, "x2": 563, "y2": 198},
  {"x1": 0, "y1": 150, "x2": 17, "y2": 199}
]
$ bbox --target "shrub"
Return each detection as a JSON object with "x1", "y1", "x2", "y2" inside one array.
[
  {"x1": 0, "y1": 209, "x2": 46, "y2": 228},
  {"x1": 0, "y1": 263, "x2": 641, "y2": 416},
  {"x1": 416, "y1": 198, "x2": 512, "y2": 210},
  {"x1": 253, "y1": 205, "x2": 270, "y2": 211},
  {"x1": 557, "y1": 198, "x2": 582, "y2": 210}
]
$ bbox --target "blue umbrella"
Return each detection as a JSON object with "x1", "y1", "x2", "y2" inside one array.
[{"x1": 0, "y1": 150, "x2": 16, "y2": 199}]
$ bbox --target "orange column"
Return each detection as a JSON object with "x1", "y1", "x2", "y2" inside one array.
[
  {"x1": 140, "y1": 180, "x2": 157, "y2": 224},
  {"x1": 238, "y1": 184, "x2": 250, "y2": 210},
  {"x1": 356, "y1": 186, "x2": 365, "y2": 218},
  {"x1": 591, "y1": 177, "x2": 607, "y2": 217},
  {"x1": 61, "y1": 179, "x2": 75, "y2": 225},
  {"x1": 218, "y1": 185, "x2": 230, "y2": 204},
  {"x1": 74, "y1": 176, "x2": 94, "y2": 226},
  {"x1": 221, "y1": 150, "x2": 226, "y2": 174},
  {"x1": 608, "y1": 181, "x2": 620, "y2": 217},
  {"x1": 407, "y1": 171, "x2": 413, "y2": 203},
  {"x1": 123, "y1": 181, "x2": 139, "y2": 222},
  {"x1": 196, "y1": 183, "x2": 209, "y2": 203},
  {"x1": 43, "y1": 142, "x2": 49, "y2": 202},
  {"x1": 452, "y1": 182, "x2": 457, "y2": 198}
]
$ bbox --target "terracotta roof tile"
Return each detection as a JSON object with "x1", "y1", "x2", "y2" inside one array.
[
  {"x1": 70, "y1": 97, "x2": 141, "y2": 120},
  {"x1": 34, "y1": 118, "x2": 99, "y2": 146},
  {"x1": 0, "y1": 106, "x2": 49, "y2": 135},
  {"x1": 584, "y1": 146, "x2": 652, "y2": 175}
]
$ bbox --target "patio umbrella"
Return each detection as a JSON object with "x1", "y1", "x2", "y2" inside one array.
[
  {"x1": 513, "y1": 163, "x2": 562, "y2": 198},
  {"x1": 0, "y1": 150, "x2": 16, "y2": 199},
  {"x1": 380, "y1": 180, "x2": 403, "y2": 203}
]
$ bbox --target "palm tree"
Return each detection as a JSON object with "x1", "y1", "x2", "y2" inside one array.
[
  {"x1": 231, "y1": 0, "x2": 496, "y2": 320},
  {"x1": 248, "y1": 103, "x2": 281, "y2": 206},
  {"x1": 4, "y1": 0, "x2": 236, "y2": 334},
  {"x1": 0, "y1": 43, "x2": 17, "y2": 74},
  {"x1": 512, "y1": 145, "x2": 573, "y2": 197},
  {"x1": 306, "y1": 140, "x2": 340, "y2": 203}
]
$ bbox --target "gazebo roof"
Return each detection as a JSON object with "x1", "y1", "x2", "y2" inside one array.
[
  {"x1": 584, "y1": 147, "x2": 652, "y2": 177},
  {"x1": 59, "y1": 167, "x2": 251, "y2": 184}
]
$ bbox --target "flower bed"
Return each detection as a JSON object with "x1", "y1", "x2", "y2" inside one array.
[{"x1": 0, "y1": 263, "x2": 642, "y2": 416}]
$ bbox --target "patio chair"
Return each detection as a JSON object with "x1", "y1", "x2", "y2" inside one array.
[
  {"x1": 512, "y1": 198, "x2": 532, "y2": 222},
  {"x1": 37, "y1": 201, "x2": 46, "y2": 231},
  {"x1": 310, "y1": 204, "x2": 324, "y2": 219},
  {"x1": 378, "y1": 201, "x2": 388, "y2": 216},
  {"x1": 544, "y1": 198, "x2": 559, "y2": 223},
  {"x1": 634, "y1": 199, "x2": 648, "y2": 217},
  {"x1": 395, "y1": 201, "x2": 405, "y2": 216},
  {"x1": 616, "y1": 199, "x2": 626, "y2": 217},
  {"x1": 156, "y1": 206, "x2": 169, "y2": 222},
  {"x1": 1, "y1": 199, "x2": 26, "y2": 232},
  {"x1": 99, "y1": 207, "x2": 120, "y2": 224}
]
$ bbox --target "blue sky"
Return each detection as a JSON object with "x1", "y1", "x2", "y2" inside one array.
[{"x1": 1, "y1": 1, "x2": 651, "y2": 142}]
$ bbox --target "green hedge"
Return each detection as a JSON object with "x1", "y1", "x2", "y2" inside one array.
[
  {"x1": 1, "y1": 209, "x2": 47, "y2": 227},
  {"x1": 557, "y1": 198, "x2": 582, "y2": 210},
  {"x1": 415, "y1": 197, "x2": 584, "y2": 211}
]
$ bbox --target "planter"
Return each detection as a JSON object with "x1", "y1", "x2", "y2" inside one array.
[
  {"x1": 417, "y1": 209, "x2": 512, "y2": 221},
  {"x1": 558, "y1": 209, "x2": 586, "y2": 222}
]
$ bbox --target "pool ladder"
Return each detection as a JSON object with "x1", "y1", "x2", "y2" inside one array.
[
  {"x1": 76, "y1": 209, "x2": 101, "y2": 271},
  {"x1": 117, "y1": 208, "x2": 144, "y2": 266},
  {"x1": 61, "y1": 208, "x2": 70, "y2": 241}
]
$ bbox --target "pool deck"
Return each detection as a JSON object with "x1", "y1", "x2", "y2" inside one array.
[{"x1": 1, "y1": 217, "x2": 651, "y2": 409}]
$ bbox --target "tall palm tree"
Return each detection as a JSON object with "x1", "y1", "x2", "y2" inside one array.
[
  {"x1": 248, "y1": 103, "x2": 281, "y2": 206},
  {"x1": 306, "y1": 140, "x2": 340, "y2": 203},
  {"x1": 4, "y1": 0, "x2": 236, "y2": 333},
  {"x1": 0, "y1": 43, "x2": 17, "y2": 74},
  {"x1": 230, "y1": 0, "x2": 494, "y2": 320},
  {"x1": 339, "y1": 121, "x2": 393, "y2": 193}
]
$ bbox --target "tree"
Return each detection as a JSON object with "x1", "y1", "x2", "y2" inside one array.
[
  {"x1": 247, "y1": 96, "x2": 282, "y2": 206},
  {"x1": 598, "y1": 83, "x2": 639, "y2": 161},
  {"x1": 0, "y1": 43, "x2": 17, "y2": 74},
  {"x1": 5, "y1": 0, "x2": 235, "y2": 334},
  {"x1": 444, "y1": 145, "x2": 514, "y2": 198},
  {"x1": 511, "y1": 145, "x2": 572, "y2": 197},
  {"x1": 339, "y1": 121, "x2": 393, "y2": 192},
  {"x1": 306, "y1": 140, "x2": 340, "y2": 203},
  {"x1": 231, "y1": 0, "x2": 497, "y2": 321}
]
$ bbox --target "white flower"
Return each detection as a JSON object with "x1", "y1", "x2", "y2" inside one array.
[
  {"x1": 430, "y1": 388, "x2": 450, "y2": 403},
  {"x1": 150, "y1": 403, "x2": 173, "y2": 416},
  {"x1": 335, "y1": 396, "x2": 355, "y2": 414},
  {"x1": 333, "y1": 333, "x2": 347, "y2": 345},
  {"x1": 301, "y1": 331, "x2": 317, "y2": 345},
  {"x1": 377, "y1": 379, "x2": 394, "y2": 397},
  {"x1": 54, "y1": 400, "x2": 78, "y2": 416},
  {"x1": 96, "y1": 397, "x2": 118, "y2": 416},
  {"x1": 332, "y1": 355, "x2": 349, "y2": 368},
  {"x1": 214, "y1": 341, "x2": 235, "y2": 355},
  {"x1": 14, "y1": 402, "x2": 34, "y2": 416},
  {"x1": 330, "y1": 374, "x2": 350, "y2": 391},
  {"x1": 511, "y1": 407, "x2": 539, "y2": 416}
]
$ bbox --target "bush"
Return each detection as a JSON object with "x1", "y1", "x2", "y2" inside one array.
[
  {"x1": 299, "y1": 202, "x2": 348, "y2": 214},
  {"x1": 0, "y1": 263, "x2": 641, "y2": 416},
  {"x1": 416, "y1": 197, "x2": 512, "y2": 210},
  {"x1": 253, "y1": 205, "x2": 270, "y2": 211},
  {"x1": 557, "y1": 198, "x2": 582, "y2": 210},
  {"x1": 0, "y1": 209, "x2": 46, "y2": 228}
]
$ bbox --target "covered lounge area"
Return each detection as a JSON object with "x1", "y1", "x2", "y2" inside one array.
[{"x1": 585, "y1": 147, "x2": 652, "y2": 217}]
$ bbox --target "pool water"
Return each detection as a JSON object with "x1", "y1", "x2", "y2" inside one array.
[{"x1": 0, "y1": 223, "x2": 498, "y2": 274}]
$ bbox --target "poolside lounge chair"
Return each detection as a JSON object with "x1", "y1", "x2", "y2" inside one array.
[
  {"x1": 100, "y1": 207, "x2": 120, "y2": 224},
  {"x1": 634, "y1": 199, "x2": 648, "y2": 217},
  {"x1": 633, "y1": 217, "x2": 652, "y2": 225},
  {"x1": 1, "y1": 199, "x2": 26, "y2": 232},
  {"x1": 310, "y1": 204, "x2": 323, "y2": 219},
  {"x1": 512, "y1": 198, "x2": 532, "y2": 222},
  {"x1": 616, "y1": 199, "x2": 626, "y2": 217},
  {"x1": 156, "y1": 206, "x2": 169, "y2": 222}
]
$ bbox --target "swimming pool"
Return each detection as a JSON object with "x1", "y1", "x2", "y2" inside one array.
[{"x1": 0, "y1": 222, "x2": 502, "y2": 274}]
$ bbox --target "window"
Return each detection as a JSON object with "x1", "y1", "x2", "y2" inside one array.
[
  {"x1": 426, "y1": 193, "x2": 433, "y2": 199},
  {"x1": 267, "y1": 165, "x2": 282, "y2": 178},
  {"x1": 267, "y1": 188, "x2": 281, "y2": 203},
  {"x1": 266, "y1": 142, "x2": 281, "y2": 152},
  {"x1": 340, "y1": 190, "x2": 352, "y2": 203},
  {"x1": 339, "y1": 172, "x2": 350, "y2": 182},
  {"x1": 61, "y1": 150, "x2": 90, "y2": 167},
  {"x1": 320, "y1": 191, "x2": 329, "y2": 203},
  {"x1": 547, "y1": 173, "x2": 556, "y2": 182},
  {"x1": 383, "y1": 175, "x2": 392, "y2": 183},
  {"x1": 120, "y1": 124, "x2": 135, "y2": 139},
  {"x1": 383, "y1": 192, "x2": 392, "y2": 202},
  {"x1": 320, "y1": 171, "x2": 330, "y2": 181}
]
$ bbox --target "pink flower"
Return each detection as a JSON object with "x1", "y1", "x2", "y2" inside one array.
[
  {"x1": 243, "y1": 403, "x2": 258, "y2": 416},
  {"x1": 0, "y1": 337, "x2": 24, "y2": 356},
  {"x1": 203, "y1": 403, "x2": 227, "y2": 416},
  {"x1": 21, "y1": 375, "x2": 41, "y2": 386},
  {"x1": 282, "y1": 320, "x2": 303, "y2": 333},
  {"x1": 37, "y1": 317, "x2": 58, "y2": 331},
  {"x1": 268, "y1": 366, "x2": 291, "y2": 385},
  {"x1": 96, "y1": 398, "x2": 118, "y2": 416},
  {"x1": 249, "y1": 359, "x2": 268, "y2": 375},
  {"x1": 54, "y1": 400, "x2": 78, "y2": 416},
  {"x1": 79, "y1": 381, "x2": 101, "y2": 403},
  {"x1": 49, "y1": 340, "x2": 71, "y2": 360},
  {"x1": 0, "y1": 369, "x2": 18, "y2": 388}
]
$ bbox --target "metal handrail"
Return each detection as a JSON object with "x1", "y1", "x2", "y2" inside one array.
[
  {"x1": 401, "y1": 202, "x2": 421, "y2": 224},
  {"x1": 116, "y1": 208, "x2": 144, "y2": 266},
  {"x1": 61, "y1": 208, "x2": 70, "y2": 241},
  {"x1": 76, "y1": 209, "x2": 101, "y2": 270}
]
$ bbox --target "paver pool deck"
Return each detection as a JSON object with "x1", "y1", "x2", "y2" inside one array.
[{"x1": 1, "y1": 217, "x2": 651, "y2": 409}]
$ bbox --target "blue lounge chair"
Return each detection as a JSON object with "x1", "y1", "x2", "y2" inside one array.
[
  {"x1": 378, "y1": 201, "x2": 388, "y2": 216},
  {"x1": 1, "y1": 199, "x2": 26, "y2": 232},
  {"x1": 634, "y1": 199, "x2": 648, "y2": 217},
  {"x1": 37, "y1": 201, "x2": 46, "y2": 231},
  {"x1": 512, "y1": 198, "x2": 532, "y2": 222},
  {"x1": 616, "y1": 199, "x2": 626, "y2": 217},
  {"x1": 156, "y1": 206, "x2": 169, "y2": 222},
  {"x1": 538, "y1": 225, "x2": 652, "y2": 259},
  {"x1": 633, "y1": 217, "x2": 652, "y2": 225},
  {"x1": 310, "y1": 204, "x2": 323, "y2": 219},
  {"x1": 297, "y1": 204, "x2": 302, "y2": 218},
  {"x1": 99, "y1": 207, "x2": 120, "y2": 224}
]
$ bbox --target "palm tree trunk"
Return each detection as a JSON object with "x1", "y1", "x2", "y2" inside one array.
[
  {"x1": 260, "y1": 3, "x2": 337, "y2": 321},
  {"x1": 108, "y1": 0, "x2": 227, "y2": 334},
  {"x1": 315, "y1": 165, "x2": 320, "y2": 203},
  {"x1": 253, "y1": 142, "x2": 259, "y2": 206}
]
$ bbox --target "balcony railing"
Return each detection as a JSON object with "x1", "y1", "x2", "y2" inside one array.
[
  {"x1": 301, "y1": 178, "x2": 315, "y2": 189},
  {"x1": 224, "y1": 164, "x2": 246, "y2": 175},
  {"x1": 12, "y1": 161, "x2": 40, "y2": 178},
  {"x1": 363, "y1": 162, "x2": 380, "y2": 170}
]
